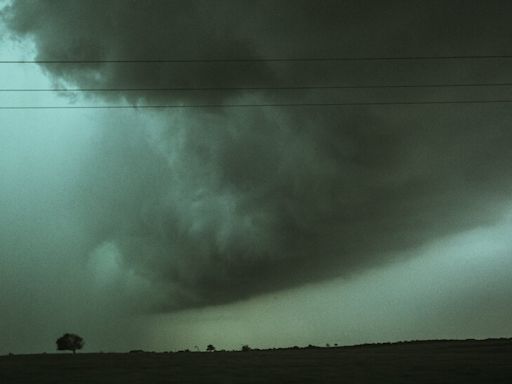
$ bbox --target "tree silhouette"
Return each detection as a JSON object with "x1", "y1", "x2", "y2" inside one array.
[
  {"x1": 56, "y1": 333, "x2": 84, "y2": 354},
  {"x1": 206, "y1": 344, "x2": 216, "y2": 352},
  {"x1": 241, "y1": 345, "x2": 251, "y2": 352}
]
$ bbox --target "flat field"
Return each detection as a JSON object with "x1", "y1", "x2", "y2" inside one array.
[{"x1": 1, "y1": 339, "x2": 511, "y2": 383}]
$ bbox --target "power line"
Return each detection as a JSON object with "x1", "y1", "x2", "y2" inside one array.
[
  {"x1": 3, "y1": 99, "x2": 512, "y2": 110},
  {"x1": 3, "y1": 54, "x2": 512, "y2": 64},
  {"x1": 3, "y1": 82, "x2": 512, "y2": 92}
]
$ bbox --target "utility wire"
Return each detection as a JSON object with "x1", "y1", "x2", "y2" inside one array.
[
  {"x1": 3, "y1": 99, "x2": 512, "y2": 110},
  {"x1": 3, "y1": 54, "x2": 512, "y2": 64},
  {"x1": 3, "y1": 82, "x2": 512, "y2": 92}
]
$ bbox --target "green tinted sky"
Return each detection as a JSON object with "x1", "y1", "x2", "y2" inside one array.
[{"x1": 1, "y1": 0, "x2": 511, "y2": 354}]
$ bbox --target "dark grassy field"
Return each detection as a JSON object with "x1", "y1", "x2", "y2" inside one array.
[{"x1": 1, "y1": 339, "x2": 511, "y2": 383}]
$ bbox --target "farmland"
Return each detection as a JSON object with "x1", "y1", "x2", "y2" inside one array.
[{"x1": 1, "y1": 338, "x2": 511, "y2": 383}]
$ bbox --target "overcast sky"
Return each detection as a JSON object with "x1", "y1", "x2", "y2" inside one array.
[{"x1": 1, "y1": 0, "x2": 512, "y2": 354}]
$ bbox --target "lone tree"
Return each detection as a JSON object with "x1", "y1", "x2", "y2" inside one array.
[
  {"x1": 206, "y1": 344, "x2": 216, "y2": 352},
  {"x1": 56, "y1": 333, "x2": 84, "y2": 354}
]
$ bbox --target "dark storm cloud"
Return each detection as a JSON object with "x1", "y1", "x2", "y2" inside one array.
[
  {"x1": 3, "y1": 0, "x2": 277, "y2": 104},
  {"x1": 4, "y1": 0, "x2": 512, "y2": 310}
]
